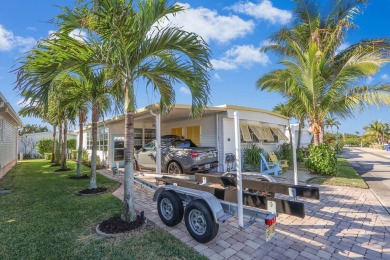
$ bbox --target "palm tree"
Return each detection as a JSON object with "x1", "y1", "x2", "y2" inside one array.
[
  {"x1": 273, "y1": 103, "x2": 293, "y2": 150},
  {"x1": 15, "y1": 0, "x2": 211, "y2": 222},
  {"x1": 257, "y1": 0, "x2": 390, "y2": 145},
  {"x1": 363, "y1": 120, "x2": 389, "y2": 145},
  {"x1": 63, "y1": 68, "x2": 122, "y2": 187},
  {"x1": 325, "y1": 116, "x2": 341, "y2": 134}
]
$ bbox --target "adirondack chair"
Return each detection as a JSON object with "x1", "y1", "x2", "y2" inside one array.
[
  {"x1": 268, "y1": 152, "x2": 289, "y2": 171},
  {"x1": 259, "y1": 152, "x2": 281, "y2": 176}
]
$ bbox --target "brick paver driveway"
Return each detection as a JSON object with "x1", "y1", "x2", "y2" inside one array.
[{"x1": 99, "y1": 170, "x2": 390, "y2": 259}]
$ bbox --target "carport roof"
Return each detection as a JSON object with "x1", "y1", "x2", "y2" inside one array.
[{"x1": 84, "y1": 103, "x2": 289, "y2": 129}]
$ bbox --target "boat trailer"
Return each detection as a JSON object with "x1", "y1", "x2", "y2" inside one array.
[{"x1": 133, "y1": 172, "x2": 319, "y2": 243}]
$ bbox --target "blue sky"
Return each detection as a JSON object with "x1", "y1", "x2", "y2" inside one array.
[{"x1": 1, "y1": 0, "x2": 389, "y2": 134}]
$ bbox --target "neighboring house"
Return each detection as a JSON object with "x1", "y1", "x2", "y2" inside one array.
[
  {"x1": 18, "y1": 131, "x2": 78, "y2": 158},
  {"x1": 77, "y1": 103, "x2": 289, "y2": 172},
  {"x1": 286, "y1": 124, "x2": 313, "y2": 148},
  {"x1": 0, "y1": 91, "x2": 23, "y2": 179}
]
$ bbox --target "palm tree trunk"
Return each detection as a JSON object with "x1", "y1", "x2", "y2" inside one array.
[
  {"x1": 55, "y1": 121, "x2": 63, "y2": 165},
  {"x1": 122, "y1": 82, "x2": 137, "y2": 222},
  {"x1": 76, "y1": 110, "x2": 84, "y2": 177},
  {"x1": 51, "y1": 124, "x2": 57, "y2": 163},
  {"x1": 312, "y1": 119, "x2": 320, "y2": 145},
  {"x1": 61, "y1": 120, "x2": 68, "y2": 170},
  {"x1": 90, "y1": 103, "x2": 98, "y2": 189}
]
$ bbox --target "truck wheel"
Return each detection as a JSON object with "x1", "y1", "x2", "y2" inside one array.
[
  {"x1": 184, "y1": 200, "x2": 219, "y2": 243},
  {"x1": 167, "y1": 161, "x2": 183, "y2": 174},
  {"x1": 157, "y1": 191, "x2": 184, "y2": 226}
]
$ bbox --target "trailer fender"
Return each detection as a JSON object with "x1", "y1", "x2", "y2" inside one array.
[{"x1": 153, "y1": 185, "x2": 225, "y2": 222}]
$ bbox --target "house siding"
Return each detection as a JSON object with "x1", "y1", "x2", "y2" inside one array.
[
  {"x1": 161, "y1": 115, "x2": 217, "y2": 148},
  {"x1": 0, "y1": 114, "x2": 18, "y2": 178}
]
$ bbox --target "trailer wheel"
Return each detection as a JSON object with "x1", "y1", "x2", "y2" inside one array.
[
  {"x1": 184, "y1": 200, "x2": 219, "y2": 243},
  {"x1": 157, "y1": 191, "x2": 184, "y2": 226},
  {"x1": 167, "y1": 161, "x2": 183, "y2": 174}
]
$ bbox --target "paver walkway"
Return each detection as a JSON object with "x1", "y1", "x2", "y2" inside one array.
[{"x1": 98, "y1": 169, "x2": 390, "y2": 259}]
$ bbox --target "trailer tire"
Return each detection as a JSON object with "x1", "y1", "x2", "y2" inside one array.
[
  {"x1": 184, "y1": 200, "x2": 219, "y2": 243},
  {"x1": 157, "y1": 191, "x2": 184, "y2": 226}
]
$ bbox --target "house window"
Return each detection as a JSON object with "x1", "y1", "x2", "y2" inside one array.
[
  {"x1": 271, "y1": 127, "x2": 289, "y2": 142},
  {"x1": 86, "y1": 128, "x2": 109, "y2": 151},
  {"x1": 171, "y1": 127, "x2": 183, "y2": 137},
  {"x1": 240, "y1": 124, "x2": 287, "y2": 143},
  {"x1": 87, "y1": 132, "x2": 92, "y2": 150},
  {"x1": 0, "y1": 117, "x2": 4, "y2": 141},
  {"x1": 186, "y1": 126, "x2": 200, "y2": 146}
]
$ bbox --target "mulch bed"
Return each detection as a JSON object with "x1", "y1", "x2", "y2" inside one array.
[
  {"x1": 68, "y1": 174, "x2": 90, "y2": 180},
  {"x1": 98, "y1": 213, "x2": 146, "y2": 234},
  {"x1": 54, "y1": 168, "x2": 72, "y2": 172},
  {"x1": 50, "y1": 164, "x2": 61, "y2": 167},
  {"x1": 78, "y1": 187, "x2": 108, "y2": 195}
]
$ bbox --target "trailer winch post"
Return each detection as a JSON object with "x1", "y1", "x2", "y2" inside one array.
[
  {"x1": 291, "y1": 123, "x2": 299, "y2": 185},
  {"x1": 234, "y1": 111, "x2": 244, "y2": 228}
]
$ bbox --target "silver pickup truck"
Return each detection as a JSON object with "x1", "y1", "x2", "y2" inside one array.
[{"x1": 134, "y1": 135, "x2": 218, "y2": 174}]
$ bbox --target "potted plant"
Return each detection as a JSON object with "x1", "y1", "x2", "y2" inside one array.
[{"x1": 242, "y1": 143, "x2": 264, "y2": 171}]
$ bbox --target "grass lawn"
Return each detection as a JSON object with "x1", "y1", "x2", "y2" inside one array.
[
  {"x1": 0, "y1": 159, "x2": 204, "y2": 259},
  {"x1": 307, "y1": 158, "x2": 368, "y2": 189}
]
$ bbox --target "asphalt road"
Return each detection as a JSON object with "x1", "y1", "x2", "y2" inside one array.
[{"x1": 343, "y1": 147, "x2": 390, "y2": 214}]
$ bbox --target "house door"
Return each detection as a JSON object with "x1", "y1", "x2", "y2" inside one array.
[{"x1": 112, "y1": 135, "x2": 125, "y2": 168}]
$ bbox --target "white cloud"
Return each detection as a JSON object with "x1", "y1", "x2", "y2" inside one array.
[
  {"x1": 179, "y1": 86, "x2": 191, "y2": 95},
  {"x1": 366, "y1": 76, "x2": 374, "y2": 84},
  {"x1": 211, "y1": 59, "x2": 237, "y2": 70},
  {"x1": 158, "y1": 3, "x2": 254, "y2": 44},
  {"x1": 381, "y1": 74, "x2": 389, "y2": 80},
  {"x1": 228, "y1": 0, "x2": 292, "y2": 25},
  {"x1": 212, "y1": 44, "x2": 270, "y2": 71},
  {"x1": 26, "y1": 26, "x2": 37, "y2": 31},
  {"x1": 0, "y1": 24, "x2": 36, "y2": 52},
  {"x1": 69, "y1": 29, "x2": 87, "y2": 42},
  {"x1": 336, "y1": 42, "x2": 350, "y2": 54},
  {"x1": 214, "y1": 73, "x2": 221, "y2": 81}
]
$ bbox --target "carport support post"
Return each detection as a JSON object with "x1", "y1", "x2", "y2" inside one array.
[
  {"x1": 150, "y1": 111, "x2": 161, "y2": 174},
  {"x1": 234, "y1": 111, "x2": 244, "y2": 228},
  {"x1": 156, "y1": 114, "x2": 161, "y2": 174}
]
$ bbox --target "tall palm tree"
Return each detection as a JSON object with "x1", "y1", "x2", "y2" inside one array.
[
  {"x1": 64, "y1": 68, "x2": 122, "y2": 187},
  {"x1": 273, "y1": 103, "x2": 293, "y2": 150},
  {"x1": 257, "y1": 0, "x2": 390, "y2": 145},
  {"x1": 15, "y1": 0, "x2": 211, "y2": 222},
  {"x1": 325, "y1": 116, "x2": 341, "y2": 134},
  {"x1": 363, "y1": 120, "x2": 389, "y2": 145}
]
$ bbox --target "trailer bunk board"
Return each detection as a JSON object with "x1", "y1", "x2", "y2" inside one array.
[
  {"x1": 194, "y1": 173, "x2": 320, "y2": 200},
  {"x1": 157, "y1": 176, "x2": 306, "y2": 218}
]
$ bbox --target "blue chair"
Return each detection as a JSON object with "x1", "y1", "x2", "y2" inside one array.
[{"x1": 259, "y1": 153, "x2": 281, "y2": 176}]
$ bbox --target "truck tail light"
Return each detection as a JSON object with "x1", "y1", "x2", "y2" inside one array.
[
  {"x1": 189, "y1": 152, "x2": 199, "y2": 158},
  {"x1": 265, "y1": 215, "x2": 276, "y2": 226}
]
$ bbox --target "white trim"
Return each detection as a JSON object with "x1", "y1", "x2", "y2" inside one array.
[{"x1": 0, "y1": 117, "x2": 4, "y2": 141}]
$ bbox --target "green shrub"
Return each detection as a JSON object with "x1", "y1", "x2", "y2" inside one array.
[
  {"x1": 82, "y1": 149, "x2": 89, "y2": 164},
  {"x1": 67, "y1": 139, "x2": 77, "y2": 150},
  {"x1": 243, "y1": 143, "x2": 264, "y2": 170},
  {"x1": 36, "y1": 138, "x2": 53, "y2": 156},
  {"x1": 96, "y1": 155, "x2": 105, "y2": 169},
  {"x1": 72, "y1": 150, "x2": 78, "y2": 160},
  {"x1": 44, "y1": 153, "x2": 52, "y2": 160},
  {"x1": 305, "y1": 144, "x2": 337, "y2": 176},
  {"x1": 275, "y1": 143, "x2": 292, "y2": 164},
  {"x1": 296, "y1": 148, "x2": 305, "y2": 162}
]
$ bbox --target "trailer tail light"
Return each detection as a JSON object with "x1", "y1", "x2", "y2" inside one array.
[
  {"x1": 189, "y1": 152, "x2": 199, "y2": 158},
  {"x1": 265, "y1": 215, "x2": 276, "y2": 226}
]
